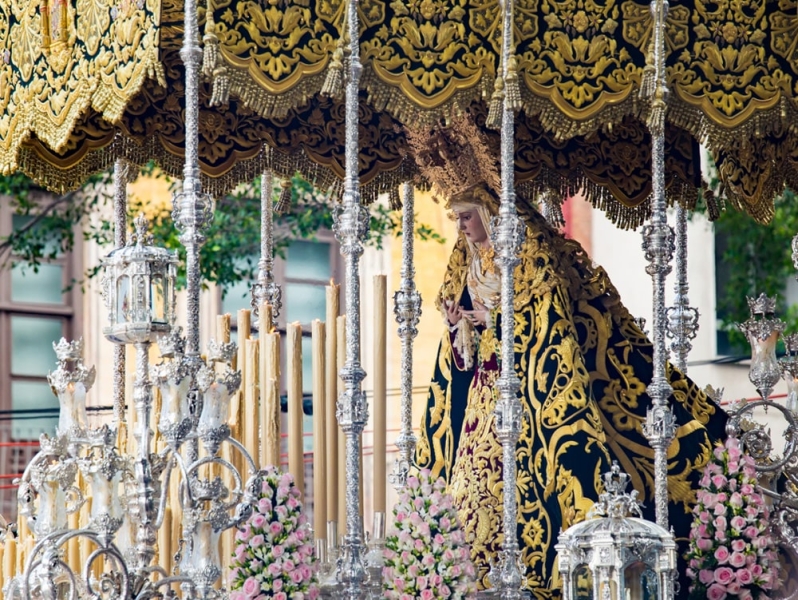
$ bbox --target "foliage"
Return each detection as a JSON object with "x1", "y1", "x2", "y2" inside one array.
[
  {"x1": 382, "y1": 469, "x2": 476, "y2": 599},
  {"x1": 685, "y1": 437, "x2": 780, "y2": 600},
  {"x1": 137, "y1": 173, "x2": 446, "y2": 295},
  {"x1": 229, "y1": 466, "x2": 318, "y2": 600},
  {"x1": 0, "y1": 169, "x2": 445, "y2": 293},
  {"x1": 0, "y1": 171, "x2": 115, "y2": 283},
  {"x1": 699, "y1": 159, "x2": 798, "y2": 353}
]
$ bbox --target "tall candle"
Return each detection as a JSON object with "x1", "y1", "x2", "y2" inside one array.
[
  {"x1": 244, "y1": 339, "x2": 260, "y2": 468},
  {"x1": 373, "y1": 275, "x2": 387, "y2": 513},
  {"x1": 311, "y1": 320, "x2": 327, "y2": 538},
  {"x1": 287, "y1": 323, "x2": 305, "y2": 496},
  {"x1": 260, "y1": 305, "x2": 281, "y2": 467},
  {"x1": 325, "y1": 282, "x2": 340, "y2": 525},
  {"x1": 336, "y1": 314, "x2": 347, "y2": 533}
]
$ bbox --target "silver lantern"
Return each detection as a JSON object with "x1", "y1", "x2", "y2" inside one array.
[
  {"x1": 101, "y1": 214, "x2": 178, "y2": 345},
  {"x1": 556, "y1": 463, "x2": 677, "y2": 600}
]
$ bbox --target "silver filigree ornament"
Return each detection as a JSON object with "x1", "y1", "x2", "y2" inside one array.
[
  {"x1": 738, "y1": 294, "x2": 785, "y2": 401},
  {"x1": 556, "y1": 462, "x2": 677, "y2": 600}
]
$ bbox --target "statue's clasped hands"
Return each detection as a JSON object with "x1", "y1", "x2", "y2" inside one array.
[{"x1": 446, "y1": 299, "x2": 488, "y2": 328}]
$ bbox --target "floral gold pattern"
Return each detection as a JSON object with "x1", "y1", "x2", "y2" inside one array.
[
  {"x1": 418, "y1": 208, "x2": 728, "y2": 597},
  {"x1": 1, "y1": 0, "x2": 796, "y2": 224}
]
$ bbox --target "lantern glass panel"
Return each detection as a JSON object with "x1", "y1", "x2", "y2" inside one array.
[
  {"x1": 151, "y1": 275, "x2": 166, "y2": 324},
  {"x1": 573, "y1": 564, "x2": 593, "y2": 600},
  {"x1": 623, "y1": 562, "x2": 658, "y2": 600},
  {"x1": 117, "y1": 275, "x2": 131, "y2": 324}
]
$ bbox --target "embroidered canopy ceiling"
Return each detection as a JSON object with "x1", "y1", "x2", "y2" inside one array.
[{"x1": 0, "y1": 0, "x2": 796, "y2": 226}]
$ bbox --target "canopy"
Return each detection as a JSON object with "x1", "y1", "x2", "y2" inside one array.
[{"x1": 1, "y1": 0, "x2": 795, "y2": 226}]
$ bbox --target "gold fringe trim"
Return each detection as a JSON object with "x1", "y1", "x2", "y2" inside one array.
[
  {"x1": 359, "y1": 68, "x2": 494, "y2": 128},
  {"x1": 205, "y1": 63, "x2": 330, "y2": 119},
  {"x1": 17, "y1": 135, "x2": 413, "y2": 206},
  {"x1": 516, "y1": 167, "x2": 699, "y2": 231}
]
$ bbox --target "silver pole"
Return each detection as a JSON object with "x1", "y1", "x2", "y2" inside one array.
[
  {"x1": 333, "y1": 0, "x2": 370, "y2": 596},
  {"x1": 389, "y1": 182, "x2": 420, "y2": 490},
  {"x1": 640, "y1": 0, "x2": 676, "y2": 530},
  {"x1": 492, "y1": 0, "x2": 527, "y2": 595},
  {"x1": 252, "y1": 169, "x2": 282, "y2": 330},
  {"x1": 173, "y1": 0, "x2": 214, "y2": 463},
  {"x1": 112, "y1": 158, "x2": 129, "y2": 428},
  {"x1": 666, "y1": 203, "x2": 699, "y2": 373}
]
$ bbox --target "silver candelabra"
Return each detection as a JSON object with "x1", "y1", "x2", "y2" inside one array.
[{"x1": 4, "y1": 216, "x2": 263, "y2": 600}]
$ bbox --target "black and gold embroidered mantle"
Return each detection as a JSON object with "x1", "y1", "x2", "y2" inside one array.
[{"x1": 417, "y1": 209, "x2": 728, "y2": 598}]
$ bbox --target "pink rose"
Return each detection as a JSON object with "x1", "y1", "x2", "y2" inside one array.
[
  {"x1": 729, "y1": 551, "x2": 746, "y2": 568},
  {"x1": 715, "y1": 566, "x2": 734, "y2": 585},
  {"x1": 290, "y1": 569, "x2": 304, "y2": 584},
  {"x1": 270, "y1": 522, "x2": 283, "y2": 535},
  {"x1": 712, "y1": 474, "x2": 728, "y2": 488},
  {"x1": 258, "y1": 498, "x2": 272, "y2": 514},
  {"x1": 751, "y1": 564, "x2": 763, "y2": 577},
  {"x1": 714, "y1": 516, "x2": 728, "y2": 531},
  {"x1": 731, "y1": 539, "x2": 746, "y2": 552},
  {"x1": 273, "y1": 579, "x2": 283, "y2": 591},
  {"x1": 273, "y1": 544, "x2": 285, "y2": 557},
  {"x1": 714, "y1": 503, "x2": 727, "y2": 516},
  {"x1": 714, "y1": 546, "x2": 730, "y2": 564},
  {"x1": 268, "y1": 562, "x2": 282, "y2": 576},
  {"x1": 250, "y1": 534, "x2": 264, "y2": 548},
  {"x1": 273, "y1": 593, "x2": 287, "y2": 600},
  {"x1": 417, "y1": 576, "x2": 428, "y2": 590},
  {"x1": 699, "y1": 511, "x2": 711, "y2": 524},
  {"x1": 699, "y1": 569, "x2": 715, "y2": 585},
  {"x1": 393, "y1": 577, "x2": 405, "y2": 591},
  {"x1": 726, "y1": 581, "x2": 741, "y2": 594},
  {"x1": 707, "y1": 583, "x2": 727, "y2": 600},
  {"x1": 420, "y1": 590, "x2": 434, "y2": 600},
  {"x1": 697, "y1": 538, "x2": 713, "y2": 551},
  {"x1": 730, "y1": 492, "x2": 743, "y2": 507},
  {"x1": 744, "y1": 526, "x2": 759, "y2": 539},
  {"x1": 242, "y1": 577, "x2": 261, "y2": 598},
  {"x1": 730, "y1": 516, "x2": 746, "y2": 531},
  {"x1": 251, "y1": 514, "x2": 266, "y2": 529},
  {"x1": 736, "y1": 567, "x2": 753, "y2": 585}
]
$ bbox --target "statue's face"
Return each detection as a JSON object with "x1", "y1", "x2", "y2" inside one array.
[{"x1": 456, "y1": 209, "x2": 489, "y2": 245}]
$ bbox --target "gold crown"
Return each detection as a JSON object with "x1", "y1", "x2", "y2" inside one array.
[{"x1": 405, "y1": 113, "x2": 501, "y2": 208}]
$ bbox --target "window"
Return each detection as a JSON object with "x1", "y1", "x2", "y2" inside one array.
[
  {"x1": 0, "y1": 197, "x2": 82, "y2": 517},
  {"x1": 222, "y1": 235, "x2": 342, "y2": 432}
]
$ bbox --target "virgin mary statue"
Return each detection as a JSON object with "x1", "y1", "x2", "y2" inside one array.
[{"x1": 410, "y1": 121, "x2": 728, "y2": 598}]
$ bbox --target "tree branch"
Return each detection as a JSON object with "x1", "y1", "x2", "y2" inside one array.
[{"x1": 0, "y1": 190, "x2": 79, "y2": 264}]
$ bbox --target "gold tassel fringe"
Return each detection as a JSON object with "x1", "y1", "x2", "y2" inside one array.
[
  {"x1": 275, "y1": 179, "x2": 293, "y2": 213},
  {"x1": 321, "y1": 46, "x2": 344, "y2": 99},
  {"x1": 486, "y1": 76, "x2": 504, "y2": 130},
  {"x1": 504, "y1": 55, "x2": 522, "y2": 112}
]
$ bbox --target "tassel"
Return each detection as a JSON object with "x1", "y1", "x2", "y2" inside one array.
[
  {"x1": 388, "y1": 186, "x2": 401, "y2": 210},
  {"x1": 486, "y1": 76, "x2": 504, "y2": 130},
  {"x1": 275, "y1": 179, "x2": 292, "y2": 214},
  {"x1": 504, "y1": 54, "x2": 523, "y2": 112},
  {"x1": 211, "y1": 65, "x2": 230, "y2": 106},
  {"x1": 321, "y1": 45, "x2": 344, "y2": 99},
  {"x1": 639, "y1": 40, "x2": 656, "y2": 100},
  {"x1": 202, "y1": 1, "x2": 219, "y2": 79}
]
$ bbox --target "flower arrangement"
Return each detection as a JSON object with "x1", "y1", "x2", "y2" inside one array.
[
  {"x1": 383, "y1": 469, "x2": 476, "y2": 599},
  {"x1": 686, "y1": 437, "x2": 781, "y2": 600},
  {"x1": 229, "y1": 467, "x2": 319, "y2": 600}
]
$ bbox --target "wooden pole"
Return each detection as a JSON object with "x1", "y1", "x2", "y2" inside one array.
[
  {"x1": 336, "y1": 314, "x2": 347, "y2": 534},
  {"x1": 260, "y1": 303, "x2": 281, "y2": 468},
  {"x1": 244, "y1": 339, "x2": 260, "y2": 474},
  {"x1": 312, "y1": 320, "x2": 327, "y2": 538},
  {"x1": 373, "y1": 275, "x2": 387, "y2": 514},
  {"x1": 287, "y1": 323, "x2": 305, "y2": 496},
  {"x1": 325, "y1": 282, "x2": 340, "y2": 526}
]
